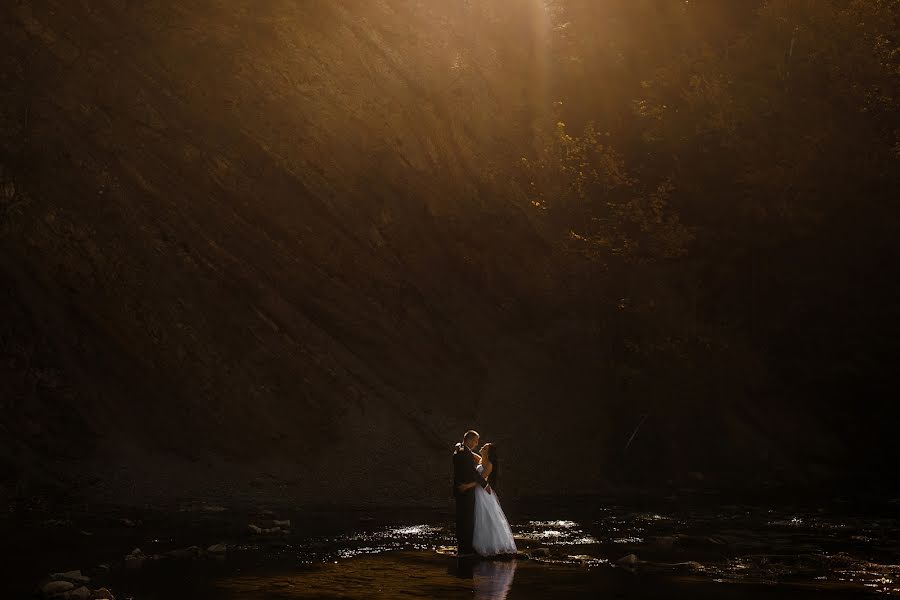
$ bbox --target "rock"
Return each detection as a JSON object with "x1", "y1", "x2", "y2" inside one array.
[
  {"x1": 51, "y1": 571, "x2": 90, "y2": 585},
  {"x1": 91, "y1": 588, "x2": 115, "y2": 600},
  {"x1": 257, "y1": 518, "x2": 287, "y2": 528},
  {"x1": 43, "y1": 519, "x2": 74, "y2": 527},
  {"x1": 616, "y1": 553, "x2": 641, "y2": 567},
  {"x1": 124, "y1": 548, "x2": 145, "y2": 570},
  {"x1": 674, "y1": 560, "x2": 704, "y2": 573},
  {"x1": 164, "y1": 546, "x2": 201, "y2": 560},
  {"x1": 641, "y1": 560, "x2": 705, "y2": 574},
  {"x1": 530, "y1": 547, "x2": 550, "y2": 557},
  {"x1": 250, "y1": 523, "x2": 283, "y2": 534},
  {"x1": 65, "y1": 586, "x2": 92, "y2": 600},
  {"x1": 119, "y1": 518, "x2": 135, "y2": 527},
  {"x1": 43, "y1": 580, "x2": 75, "y2": 595},
  {"x1": 515, "y1": 551, "x2": 530, "y2": 560},
  {"x1": 200, "y1": 504, "x2": 228, "y2": 512},
  {"x1": 85, "y1": 565, "x2": 109, "y2": 577},
  {"x1": 207, "y1": 543, "x2": 227, "y2": 554}
]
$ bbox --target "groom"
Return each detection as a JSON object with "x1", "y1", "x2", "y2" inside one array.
[{"x1": 452, "y1": 429, "x2": 491, "y2": 556}]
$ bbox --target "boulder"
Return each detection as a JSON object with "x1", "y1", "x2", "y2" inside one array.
[
  {"x1": 91, "y1": 588, "x2": 115, "y2": 599},
  {"x1": 51, "y1": 571, "x2": 90, "y2": 585},
  {"x1": 616, "y1": 553, "x2": 641, "y2": 567},
  {"x1": 207, "y1": 543, "x2": 228, "y2": 554},
  {"x1": 42, "y1": 580, "x2": 75, "y2": 596},
  {"x1": 65, "y1": 587, "x2": 92, "y2": 600}
]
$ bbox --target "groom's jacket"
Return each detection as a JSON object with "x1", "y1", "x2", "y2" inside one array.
[{"x1": 452, "y1": 443, "x2": 488, "y2": 498}]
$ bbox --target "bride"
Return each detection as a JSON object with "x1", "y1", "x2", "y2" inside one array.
[{"x1": 470, "y1": 443, "x2": 517, "y2": 557}]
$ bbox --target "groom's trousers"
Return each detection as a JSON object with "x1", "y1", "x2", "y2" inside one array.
[{"x1": 455, "y1": 491, "x2": 476, "y2": 554}]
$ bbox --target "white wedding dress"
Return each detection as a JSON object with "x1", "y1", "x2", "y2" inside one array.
[{"x1": 472, "y1": 464, "x2": 517, "y2": 556}]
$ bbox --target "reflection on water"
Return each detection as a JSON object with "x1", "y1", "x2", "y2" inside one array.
[
  {"x1": 520, "y1": 519, "x2": 600, "y2": 545},
  {"x1": 451, "y1": 559, "x2": 517, "y2": 600},
  {"x1": 474, "y1": 560, "x2": 517, "y2": 600}
]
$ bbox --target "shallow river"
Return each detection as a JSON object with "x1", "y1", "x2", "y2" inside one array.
[{"x1": 7, "y1": 494, "x2": 900, "y2": 598}]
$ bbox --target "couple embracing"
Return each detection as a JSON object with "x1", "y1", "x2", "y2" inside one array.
[{"x1": 452, "y1": 430, "x2": 517, "y2": 557}]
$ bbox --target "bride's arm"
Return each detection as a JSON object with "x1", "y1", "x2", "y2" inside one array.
[{"x1": 471, "y1": 453, "x2": 491, "y2": 493}]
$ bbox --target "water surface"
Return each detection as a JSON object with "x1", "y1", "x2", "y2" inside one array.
[{"x1": 7, "y1": 496, "x2": 899, "y2": 598}]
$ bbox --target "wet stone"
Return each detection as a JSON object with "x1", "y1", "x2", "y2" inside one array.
[
  {"x1": 42, "y1": 580, "x2": 74, "y2": 596},
  {"x1": 51, "y1": 570, "x2": 90, "y2": 585},
  {"x1": 64, "y1": 586, "x2": 91, "y2": 600},
  {"x1": 616, "y1": 553, "x2": 641, "y2": 567}
]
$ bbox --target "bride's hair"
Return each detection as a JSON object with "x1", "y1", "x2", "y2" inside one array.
[{"x1": 482, "y1": 443, "x2": 500, "y2": 489}]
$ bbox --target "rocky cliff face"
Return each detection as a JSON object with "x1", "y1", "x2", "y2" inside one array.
[
  {"x1": 0, "y1": 1, "x2": 859, "y2": 509},
  {"x1": 0, "y1": 0, "x2": 595, "y2": 507}
]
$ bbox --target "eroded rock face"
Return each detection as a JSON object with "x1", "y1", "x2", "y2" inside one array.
[{"x1": 0, "y1": 0, "x2": 575, "y2": 507}]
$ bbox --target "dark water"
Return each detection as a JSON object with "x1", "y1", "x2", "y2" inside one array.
[{"x1": 6, "y1": 495, "x2": 900, "y2": 598}]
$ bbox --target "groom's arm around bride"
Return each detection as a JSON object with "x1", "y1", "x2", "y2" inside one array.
[{"x1": 452, "y1": 444, "x2": 490, "y2": 496}]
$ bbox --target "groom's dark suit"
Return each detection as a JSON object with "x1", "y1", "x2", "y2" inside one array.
[{"x1": 452, "y1": 442, "x2": 488, "y2": 555}]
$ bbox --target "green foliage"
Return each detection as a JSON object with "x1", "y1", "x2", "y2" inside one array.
[
  {"x1": 511, "y1": 0, "x2": 900, "y2": 428},
  {"x1": 519, "y1": 121, "x2": 692, "y2": 264}
]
